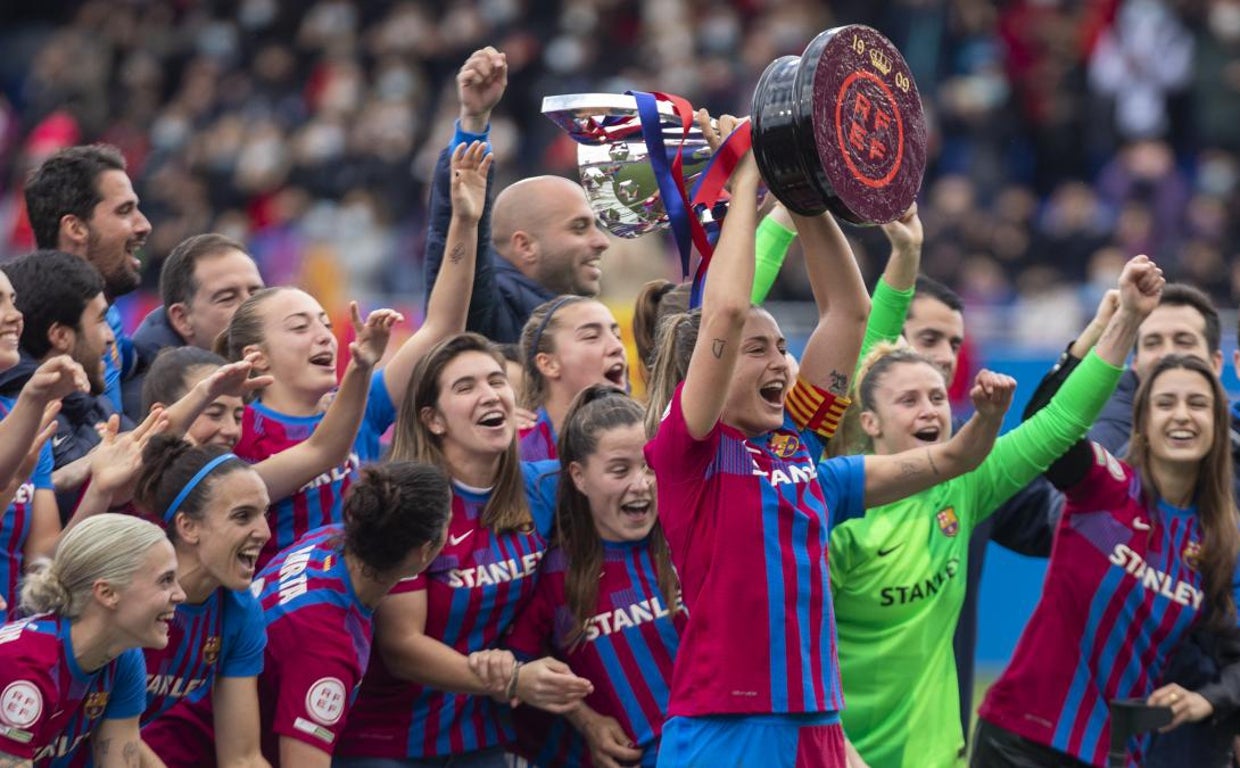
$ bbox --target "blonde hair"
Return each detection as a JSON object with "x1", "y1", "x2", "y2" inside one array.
[{"x1": 20, "y1": 514, "x2": 168, "y2": 619}]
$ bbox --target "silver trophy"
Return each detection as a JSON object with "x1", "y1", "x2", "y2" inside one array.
[
  {"x1": 541, "y1": 93, "x2": 723, "y2": 239},
  {"x1": 543, "y1": 26, "x2": 928, "y2": 233}
]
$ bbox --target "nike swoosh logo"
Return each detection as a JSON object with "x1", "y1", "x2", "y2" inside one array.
[
  {"x1": 877, "y1": 543, "x2": 904, "y2": 557},
  {"x1": 51, "y1": 434, "x2": 69, "y2": 449},
  {"x1": 448, "y1": 530, "x2": 475, "y2": 547},
  {"x1": 1133, "y1": 517, "x2": 1151, "y2": 531}
]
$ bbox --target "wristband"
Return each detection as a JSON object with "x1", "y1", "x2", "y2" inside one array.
[{"x1": 506, "y1": 661, "x2": 522, "y2": 700}]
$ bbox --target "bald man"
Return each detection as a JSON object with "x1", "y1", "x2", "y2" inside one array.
[{"x1": 423, "y1": 47, "x2": 610, "y2": 344}]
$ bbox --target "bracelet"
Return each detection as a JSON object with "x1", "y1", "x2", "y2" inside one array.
[{"x1": 505, "y1": 661, "x2": 522, "y2": 700}]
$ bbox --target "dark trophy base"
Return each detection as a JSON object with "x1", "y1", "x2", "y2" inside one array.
[{"x1": 752, "y1": 25, "x2": 927, "y2": 224}]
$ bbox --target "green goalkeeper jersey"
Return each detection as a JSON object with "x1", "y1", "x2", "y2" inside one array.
[{"x1": 829, "y1": 350, "x2": 1122, "y2": 768}]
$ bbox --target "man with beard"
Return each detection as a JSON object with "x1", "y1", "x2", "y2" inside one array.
[
  {"x1": 23, "y1": 144, "x2": 151, "y2": 412},
  {"x1": 0, "y1": 251, "x2": 130, "y2": 521},
  {"x1": 424, "y1": 47, "x2": 610, "y2": 344}
]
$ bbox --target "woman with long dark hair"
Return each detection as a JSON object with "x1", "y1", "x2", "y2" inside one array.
[
  {"x1": 507, "y1": 384, "x2": 683, "y2": 767},
  {"x1": 974, "y1": 353, "x2": 1240, "y2": 767}
]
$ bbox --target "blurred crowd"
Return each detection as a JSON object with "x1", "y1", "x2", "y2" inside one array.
[{"x1": 0, "y1": 0, "x2": 1237, "y2": 345}]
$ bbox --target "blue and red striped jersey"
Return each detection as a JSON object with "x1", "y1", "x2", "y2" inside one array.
[
  {"x1": 0, "y1": 614, "x2": 145, "y2": 766},
  {"x1": 980, "y1": 444, "x2": 1218, "y2": 767},
  {"x1": 644, "y1": 382, "x2": 865, "y2": 717},
  {"x1": 337, "y1": 461, "x2": 558, "y2": 758},
  {"x1": 237, "y1": 370, "x2": 395, "y2": 569},
  {"x1": 141, "y1": 586, "x2": 265, "y2": 725},
  {"x1": 506, "y1": 539, "x2": 685, "y2": 767},
  {"x1": 0, "y1": 395, "x2": 54, "y2": 612},
  {"x1": 518, "y1": 407, "x2": 557, "y2": 462}
]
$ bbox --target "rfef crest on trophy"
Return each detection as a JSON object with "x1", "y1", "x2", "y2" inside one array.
[{"x1": 542, "y1": 24, "x2": 927, "y2": 238}]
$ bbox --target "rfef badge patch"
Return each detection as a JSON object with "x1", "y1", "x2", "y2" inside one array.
[
  {"x1": 936, "y1": 507, "x2": 959, "y2": 538},
  {"x1": 0, "y1": 681, "x2": 42, "y2": 728}
]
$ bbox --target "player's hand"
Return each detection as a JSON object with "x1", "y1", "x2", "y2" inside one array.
[
  {"x1": 969, "y1": 369, "x2": 1016, "y2": 420},
  {"x1": 880, "y1": 203, "x2": 923, "y2": 256},
  {"x1": 457, "y1": 46, "x2": 507, "y2": 130},
  {"x1": 349, "y1": 303, "x2": 402, "y2": 369},
  {"x1": 23, "y1": 355, "x2": 88, "y2": 404},
  {"x1": 575, "y1": 707, "x2": 642, "y2": 768},
  {"x1": 449, "y1": 140, "x2": 494, "y2": 224},
  {"x1": 466, "y1": 649, "x2": 517, "y2": 699},
  {"x1": 1148, "y1": 683, "x2": 1214, "y2": 731},
  {"x1": 515, "y1": 656, "x2": 593, "y2": 714},
  {"x1": 90, "y1": 407, "x2": 169, "y2": 497},
  {"x1": 199, "y1": 354, "x2": 273, "y2": 400},
  {"x1": 1116, "y1": 254, "x2": 1164, "y2": 319},
  {"x1": 514, "y1": 407, "x2": 538, "y2": 431}
]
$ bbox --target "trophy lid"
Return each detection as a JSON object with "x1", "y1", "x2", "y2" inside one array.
[{"x1": 752, "y1": 25, "x2": 927, "y2": 224}]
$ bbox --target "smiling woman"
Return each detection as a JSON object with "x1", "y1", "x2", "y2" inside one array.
[
  {"x1": 832, "y1": 257, "x2": 1163, "y2": 768},
  {"x1": 0, "y1": 514, "x2": 181, "y2": 768},
  {"x1": 127, "y1": 435, "x2": 270, "y2": 768},
  {"x1": 506, "y1": 384, "x2": 684, "y2": 768},
  {"x1": 975, "y1": 352, "x2": 1240, "y2": 768},
  {"x1": 517, "y1": 296, "x2": 631, "y2": 461}
]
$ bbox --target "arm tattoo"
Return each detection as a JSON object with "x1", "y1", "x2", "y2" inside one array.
[
  {"x1": 121, "y1": 741, "x2": 140, "y2": 768},
  {"x1": 448, "y1": 242, "x2": 467, "y2": 265},
  {"x1": 711, "y1": 339, "x2": 726, "y2": 359},
  {"x1": 828, "y1": 369, "x2": 849, "y2": 396},
  {"x1": 95, "y1": 740, "x2": 110, "y2": 759},
  {"x1": 898, "y1": 459, "x2": 919, "y2": 479},
  {"x1": 925, "y1": 447, "x2": 940, "y2": 477}
]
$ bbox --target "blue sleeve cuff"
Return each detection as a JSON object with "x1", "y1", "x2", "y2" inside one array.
[{"x1": 450, "y1": 120, "x2": 492, "y2": 153}]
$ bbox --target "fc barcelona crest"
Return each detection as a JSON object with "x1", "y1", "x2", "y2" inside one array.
[
  {"x1": 203, "y1": 636, "x2": 222, "y2": 665},
  {"x1": 936, "y1": 507, "x2": 959, "y2": 538},
  {"x1": 83, "y1": 692, "x2": 109, "y2": 719},
  {"x1": 1183, "y1": 541, "x2": 1202, "y2": 571},
  {"x1": 769, "y1": 434, "x2": 801, "y2": 459}
]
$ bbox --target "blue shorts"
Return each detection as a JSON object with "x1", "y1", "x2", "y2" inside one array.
[{"x1": 656, "y1": 712, "x2": 845, "y2": 768}]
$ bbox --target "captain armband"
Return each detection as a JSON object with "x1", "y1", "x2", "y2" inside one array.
[{"x1": 786, "y1": 377, "x2": 850, "y2": 440}]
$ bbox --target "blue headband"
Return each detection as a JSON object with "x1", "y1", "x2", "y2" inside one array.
[
  {"x1": 527, "y1": 296, "x2": 579, "y2": 364},
  {"x1": 163, "y1": 454, "x2": 238, "y2": 524}
]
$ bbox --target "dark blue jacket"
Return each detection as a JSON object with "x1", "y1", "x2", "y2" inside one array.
[
  {"x1": 423, "y1": 147, "x2": 556, "y2": 345},
  {"x1": 0, "y1": 352, "x2": 134, "y2": 524},
  {"x1": 121, "y1": 306, "x2": 186, "y2": 421}
]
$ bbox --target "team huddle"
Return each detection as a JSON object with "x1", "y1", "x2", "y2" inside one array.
[{"x1": 0, "y1": 46, "x2": 1237, "y2": 768}]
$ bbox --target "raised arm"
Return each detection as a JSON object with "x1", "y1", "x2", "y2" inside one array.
[
  {"x1": 680, "y1": 114, "x2": 760, "y2": 439},
  {"x1": 256, "y1": 305, "x2": 398, "y2": 501},
  {"x1": 385, "y1": 141, "x2": 491, "y2": 403},
  {"x1": 424, "y1": 47, "x2": 505, "y2": 341},
  {"x1": 861, "y1": 370, "x2": 1016, "y2": 508},
  {"x1": 789, "y1": 208, "x2": 869, "y2": 399}
]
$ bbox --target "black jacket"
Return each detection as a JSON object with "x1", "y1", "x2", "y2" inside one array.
[
  {"x1": 0, "y1": 352, "x2": 134, "y2": 523},
  {"x1": 423, "y1": 147, "x2": 556, "y2": 345},
  {"x1": 121, "y1": 306, "x2": 186, "y2": 421}
]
